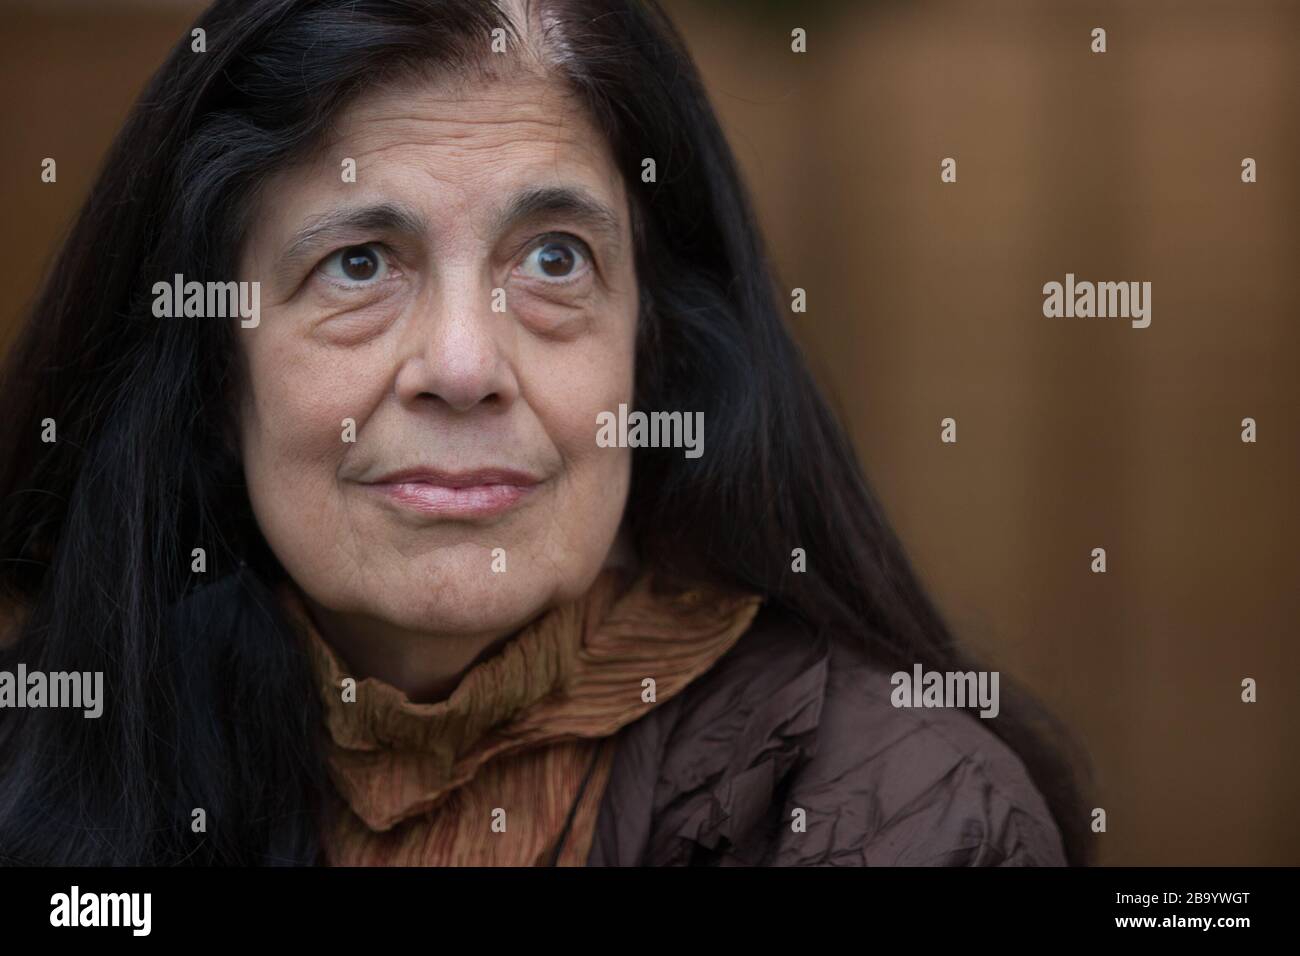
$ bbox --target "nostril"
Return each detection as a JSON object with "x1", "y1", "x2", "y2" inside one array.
[{"x1": 414, "y1": 390, "x2": 501, "y2": 409}]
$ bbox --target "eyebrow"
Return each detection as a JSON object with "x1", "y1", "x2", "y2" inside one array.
[
  {"x1": 491, "y1": 185, "x2": 624, "y2": 249},
  {"x1": 280, "y1": 202, "x2": 427, "y2": 269}
]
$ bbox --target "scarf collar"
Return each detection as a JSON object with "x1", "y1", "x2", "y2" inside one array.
[{"x1": 279, "y1": 567, "x2": 762, "y2": 832}]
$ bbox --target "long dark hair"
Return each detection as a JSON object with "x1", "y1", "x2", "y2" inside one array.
[{"x1": 0, "y1": 0, "x2": 1093, "y2": 865}]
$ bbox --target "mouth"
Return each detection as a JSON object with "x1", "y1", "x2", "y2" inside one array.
[{"x1": 361, "y1": 467, "x2": 542, "y2": 519}]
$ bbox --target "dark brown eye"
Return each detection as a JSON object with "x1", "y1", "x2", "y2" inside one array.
[
  {"x1": 523, "y1": 238, "x2": 587, "y2": 280},
  {"x1": 537, "y1": 241, "x2": 575, "y2": 277},
  {"x1": 340, "y1": 246, "x2": 378, "y2": 280},
  {"x1": 320, "y1": 243, "x2": 388, "y2": 284}
]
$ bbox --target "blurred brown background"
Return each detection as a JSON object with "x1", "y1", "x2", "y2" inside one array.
[{"x1": 1, "y1": 0, "x2": 1296, "y2": 865}]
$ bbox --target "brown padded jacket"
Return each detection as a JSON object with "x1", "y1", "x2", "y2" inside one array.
[
  {"x1": 586, "y1": 602, "x2": 1070, "y2": 866},
  {"x1": 0, "y1": 583, "x2": 1069, "y2": 866}
]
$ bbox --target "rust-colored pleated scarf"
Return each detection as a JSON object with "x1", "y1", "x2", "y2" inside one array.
[{"x1": 278, "y1": 568, "x2": 761, "y2": 866}]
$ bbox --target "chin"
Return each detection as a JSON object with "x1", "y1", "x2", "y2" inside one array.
[{"x1": 369, "y1": 568, "x2": 564, "y2": 639}]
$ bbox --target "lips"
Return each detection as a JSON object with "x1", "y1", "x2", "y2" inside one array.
[{"x1": 363, "y1": 468, "x2": 541, "y2": 519}]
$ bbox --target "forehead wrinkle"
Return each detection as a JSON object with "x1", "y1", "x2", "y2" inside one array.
[
  {"x1": 338, "y1": 113, "x2": 586, "y2": 164},
  {"x1": 281, "y1": 70, "x2": 627, "y2": 253},
  {"x1": 334, "y1": 111, "x2": 609, "y2": 200},
  {"x1": 323, "y1": 66, "x2": 590, "y2": 155}
]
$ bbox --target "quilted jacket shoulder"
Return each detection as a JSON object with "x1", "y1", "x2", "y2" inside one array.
[{"x1": 586, "y1": 602, "x2": 1069, "y2": 867}]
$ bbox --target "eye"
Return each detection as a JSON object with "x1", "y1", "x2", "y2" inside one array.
[
  {"x1": 318, "y1": 243, "x2": 391, "y2": 284},
  {"x1": 519, "y1": 236, "x2": 590, "y2": 281}
]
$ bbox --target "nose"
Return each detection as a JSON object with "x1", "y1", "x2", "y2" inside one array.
[{"x1": 394, "y1": 267, "x2": 519, "y2": 413}]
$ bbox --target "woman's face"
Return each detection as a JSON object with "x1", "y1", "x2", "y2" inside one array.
[{"x1": 235, "y1": 67, "x2": 637, "y2": 645}]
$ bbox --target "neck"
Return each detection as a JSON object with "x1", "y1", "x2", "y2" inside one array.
[{"x1": 300, "y1": 598, "x2": 523, "y2": 704}]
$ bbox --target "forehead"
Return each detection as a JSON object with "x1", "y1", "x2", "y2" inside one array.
[{"x1": 266, "y1": 67, "x2": 627, "y2": 229}]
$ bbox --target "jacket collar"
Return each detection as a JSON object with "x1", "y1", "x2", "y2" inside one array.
[{"x1": 655, "y1": 607, "x2": 832, "y2": 865}]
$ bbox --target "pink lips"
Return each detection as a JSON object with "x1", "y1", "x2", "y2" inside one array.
[{"x1": 363, "y1": 468, "x2": 540, "y2": 518}]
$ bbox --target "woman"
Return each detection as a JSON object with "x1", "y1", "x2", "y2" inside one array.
[{"x1": 0, "y1": 0, "x2": 1092, "y2": 866}]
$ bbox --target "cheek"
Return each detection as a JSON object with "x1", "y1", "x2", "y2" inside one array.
[
  {"x1": 526, "y1": 313, "x2": 634, "y2": 456},
  {"x1": 521, "y1": 327, "x2": 636, "y2": 550},
  {"x1": 237, "y1": 333, "x2": 380, "y2": 539}
]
